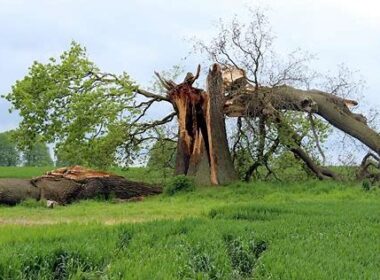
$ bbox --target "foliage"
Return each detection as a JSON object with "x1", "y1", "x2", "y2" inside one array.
[
  {"x1": 4, "y1": 42, "x2": 137, "y2": 168},
  {"x1": 164, "y1": 175, "x2": 195, "y2": 195},
  {"x1": 0, "y1": 131, "x2": 19, "y2": 166},
  {"x1": 0, "y1": 131, "x2": 54, "y2": 167},
  {"x1": 362, "y1": 180, "x2": 371, "y2": 191},
  {"x1": 147, "y1": 139, "x2": 176, "y2": 170},
  {"x1": 22, "y1": 141, "x2": 53, "y2": 167}
]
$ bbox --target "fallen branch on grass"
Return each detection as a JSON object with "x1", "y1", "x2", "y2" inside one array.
[{"x1": 0, "y1": 166, "x2": 162, "y2": 206}]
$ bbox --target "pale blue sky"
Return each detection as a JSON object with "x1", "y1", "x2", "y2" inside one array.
[{"x1": 1, "y1": 0, "x2": 379, "y2": 132}]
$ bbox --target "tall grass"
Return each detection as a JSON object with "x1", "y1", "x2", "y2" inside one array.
[{"x1": 0, "y1": 167, "x2": 379, "y2": 279}]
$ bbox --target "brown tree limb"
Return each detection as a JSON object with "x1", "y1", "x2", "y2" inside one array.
[
  {"x1": 154, "y1": 71, "x2": 177, "y2": 90},
  {"x1": 244, "y1": 136, "x2": 280, "y2": 181},
  {"x1": 357, "y1": 152, "x2": 380, "y2": 181},
  {"x1": 225, "y1": 85, "x2": 380, "y2": 156},
  {"x1": 135, "y1": 88, "x2": 170, "y2": 102},
  {"x1": 308, "y1": 113, "x2": 326, "y2": 165},
  {"x1": 263, "y1": 104, "x2": 340, "y2": 180}
]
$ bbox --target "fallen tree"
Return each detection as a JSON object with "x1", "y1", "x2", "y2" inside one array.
[
  {"x1": 154, "y1": 64, "x2": 379, "y2": 183},
  {"x1": 0, "y1": 166, "x2": 161, "y2": 205}
]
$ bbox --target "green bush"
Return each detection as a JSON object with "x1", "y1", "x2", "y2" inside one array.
[
  {"x1": 362, "y1": 180, "x2": 371, "y2": 191},
  {"x1": 164, "y1": 175, "x2": 195, "y2": 196}
]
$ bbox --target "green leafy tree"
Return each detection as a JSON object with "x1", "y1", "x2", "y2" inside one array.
[
  {"x1": 23, "y1": 141, "x2": 53, "y2": 166},
  {"x1": 5, "y1": 42, "x2": 138, "y2": 168},
  {"x1": 147, "y1": 139, "x2": 177, "y2": 170},
  {"x1": 0, "y1": 131, "x2": 20, "y2": 166}
]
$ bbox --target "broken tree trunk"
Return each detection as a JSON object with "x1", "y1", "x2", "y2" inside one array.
[
  {"x1": 155, "y1": 64, "x2": 379, "y2": 182},
  {"x1": 225, "y1": 85, "x2": 380, "y2": 155},
  {"x1": 159, "y1": 64, "x2": 237, "y2": 185},
  {"x1": 0, "y1": 166, "x2": 162, "y2": 205}
]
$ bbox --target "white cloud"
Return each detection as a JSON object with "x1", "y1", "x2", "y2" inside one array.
[{"x1": 0, "y1": 0, "x2": 379, "y2": 133}]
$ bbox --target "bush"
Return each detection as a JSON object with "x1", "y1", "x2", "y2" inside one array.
[
  {"x1": 164, "y1": 175, "x2": 195, "y2": 196},
  {"x1": 362, "y1": 180, "x2": 371, "y2": 191}
]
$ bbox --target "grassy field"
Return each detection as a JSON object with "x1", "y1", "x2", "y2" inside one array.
[{"x1": 0, "y1": 167, "x2": 379, "y2": 279}]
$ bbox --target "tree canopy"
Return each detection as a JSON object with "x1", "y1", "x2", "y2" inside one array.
[
  {"x1": 0, "y1": 131, "x2": 19, "y2": 166},
  {"x1": 23, "y1": 140, "x2": 53, "y2": 167},
  {"x1": 5, "y1": 42, "x2": 140, "y2": 168}
]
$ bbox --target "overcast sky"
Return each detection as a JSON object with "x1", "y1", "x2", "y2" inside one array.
[{"x1": 1, "y1": 0, "x2": 379, "y2": 133}]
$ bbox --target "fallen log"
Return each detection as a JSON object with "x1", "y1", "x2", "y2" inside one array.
[
  {"x1": 0, "y1": 166, "x2": 162, "y2": 205},
  {"x1": 0, "y1": 179, "x2": 40, "y2": 206}
]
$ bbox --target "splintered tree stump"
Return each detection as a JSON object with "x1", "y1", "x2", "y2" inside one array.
[
  {"x1": 161, "y1": 64, "x2": 237, "y2": 185},
  {"x1": 0, "y1": 166, "x2": 162, "y2": 205}
]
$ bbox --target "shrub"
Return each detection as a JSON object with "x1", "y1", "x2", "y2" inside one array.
[
  {"x1": 223, "y1": 234, "x2": 267, "y2": 278},
  {"x1": 164, "y1": 175, "x2": 195, "y2": 196},
  {"x1": 362, "y1": 180, "x2": 371, "y2": 191}
]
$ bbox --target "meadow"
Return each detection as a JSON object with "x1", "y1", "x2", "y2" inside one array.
[{"x1": 0, "y1": 167, "x2": 379, "y2": 279}]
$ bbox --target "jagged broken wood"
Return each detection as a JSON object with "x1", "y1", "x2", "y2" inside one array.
[
  {"x1": 0, "y1": 166, "x2": 162, "y2": 205},
  {"x1": 156, "y1": 64, "x2": 238, "y2": 185},
  {"x1": 154, "y1": 64, "x2": 379, "y2": 183}
]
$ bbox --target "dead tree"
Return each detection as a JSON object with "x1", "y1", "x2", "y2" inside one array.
[
  {"x1": 155, "y1": 65, "x2": 238, "y2": 185},
  {"x1": 224, "y1": 85, "x2": 379, "y2": 155},
  {"x1": 223, "y1": 73, "x2": 379, "y2": 180},
  {"x1": 153, "y1": 64, "x2": 379, "y2": 184}
]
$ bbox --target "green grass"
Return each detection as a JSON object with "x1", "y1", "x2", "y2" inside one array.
[
  {"x1": 0, "y1": 166, "x2": 54, "y2": 178},
  {"x1": 0, "y1": 167, "x2": 379, "y2": 279},
  {"x1": 0, "y1": 166, "x2": 169, "y2": 184}
]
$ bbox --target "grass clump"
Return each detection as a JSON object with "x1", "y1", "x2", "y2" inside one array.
[
  {"x1": 18, "y1": 198, "x2": 47, "y2": 208},
  {"x1": 164, "y1": 175, "x2": 195, "y2": 196},
  {"x1": 224, "y1": 234, "x2": 267, "y2": 278}
]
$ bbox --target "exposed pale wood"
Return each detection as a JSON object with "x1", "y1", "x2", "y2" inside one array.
[{"x1": 163, "y1": 64, "x2": 237, "y2": 185}]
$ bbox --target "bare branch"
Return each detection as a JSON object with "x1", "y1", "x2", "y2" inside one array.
[
  {"x1": 135, "y1": 88, "x2": 170, "y2": 102},
  {"x1": 154, "y1": 71, "x2": 177, "y2": 90}
]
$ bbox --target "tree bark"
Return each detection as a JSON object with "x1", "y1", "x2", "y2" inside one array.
[
  {"x1": 357, "y1": 152, "x2": 380, "y2": 182},
  {"x1": 225, "y1": 85, "x2": 380, "y2": 156},
  {"x1": 158, "y1": 64, "x2": 379, "y2": 183},
  {"x1": 0, "y1": 166, "x2": 162, "y2": 205},
  {"x1": 166, "y1": 64, "x2": 237, "y2": 185},
  {"x1": 0, "y1": 179, "x2": 40, "y2": 205}
]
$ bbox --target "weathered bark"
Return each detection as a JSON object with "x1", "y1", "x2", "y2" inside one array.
[
  {"x1": 225, "y1": 85, "x2": 380, "y2": 156},
  {"x1": 156, "y1": 64, "x2": 379, "y2": 183},
  {"x1": 0, "y1": 179, "x2": 40, "y2": 205},
  {"x1": 357, "y1": 152, "x2": 380, "y2": 182},
  {"x1": 162, "y1": 65, "x2": 238, "y2": 185},
  {"x1": 0, "y1": 166, "x2": 162, "y2": 205},
  {"x1": 201, "y1": 64, "x2": 238, "y2": 184}
]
